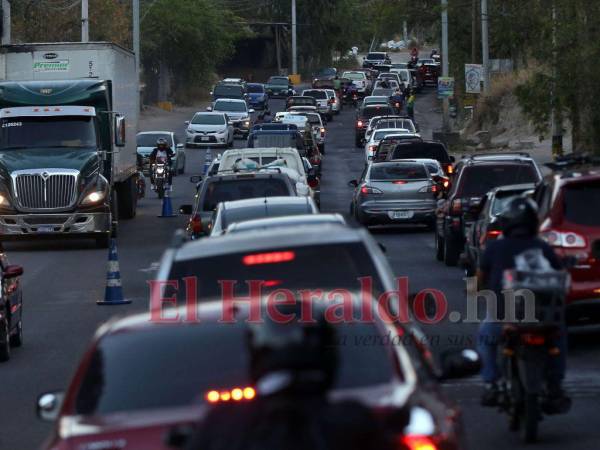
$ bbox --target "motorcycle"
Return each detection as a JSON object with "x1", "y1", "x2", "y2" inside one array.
[
  {"x1": 497, "y1": 251, "x2": 571, "y2": 443},
  {"x1": 151, "y1": 157, "x2": 170, "y2": 199},
  {"x1": 343, "y1": 85, "x2": 359, "y2": 107}
]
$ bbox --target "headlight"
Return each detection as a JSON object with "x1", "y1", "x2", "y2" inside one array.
[
  {"x1": 0, "y1": 194, "x2": 9, "y2": 206},
  {"x1": 156, "y1": 167, "x2": 165, "y2": 174},
  {"x1": 81, "y1": 190, "x2": 106, "y2": 205},
  {"x1": 244, "y1": 120, "x2": 250, "y2": 127}
]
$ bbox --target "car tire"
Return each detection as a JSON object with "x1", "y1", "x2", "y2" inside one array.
[
  {"x1": 117, "y1": 176, "x2": 137, "y2": 220},
  {"x1": 435, "y1": 233, "x2": 445, "y2": 261},
  {"x1": 444, "y1": 236, "x2": 460, "y2": 266},
  {"x1": 355, "y1": 137, "x2": 362, "y2": 148},
  {"x1": 9, "y1": 319, "x2": 22, "y2": 347},
  {"x1": 0, "y1": 315, "x2": 10, "y2": 362}
]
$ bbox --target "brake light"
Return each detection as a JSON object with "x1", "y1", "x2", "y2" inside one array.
[
  {"x1": 308, "y1": 177, "x2": 320, "y2": 188},
  {"x1": 400, "y1": 435, "x2": 438, "y2": 450},
  {"x1": 542, "y1": 230, "x2": 587, "y2": 248},
  {"x1": 206, "y1": 386, "x2": 256, "y2": 403},
  {"x1": 450, "y1": 198, "x2": 462, "y2": 215},
  {"x1": 418, "y1": 183, "x2": 437, "y2": 193},
  {"x1": 394, "y1": 180, "x2": 407, "y2": 185},
  {"x1": 242, "y1": 251, "x2": 295, "y2": 265},
  {"x1": 357, "y1": 120, "x2": 364, "y2": 127},
  {"x1": 521, "y1": 334, "x2": 546, "y2": 346},
  {"x1": 360, "y1": 185, "x2": 383, "y2": 195},
  {"x1": 191, "y1": 214, "x2": 202, "y2": 235},
  {"x1": 446, "y1": 164, "x2": 454, "y2": 174}
]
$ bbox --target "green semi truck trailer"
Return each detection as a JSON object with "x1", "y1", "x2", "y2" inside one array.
[{"x1": 0, "y1": 42, "x2": 140, "y2": 247}]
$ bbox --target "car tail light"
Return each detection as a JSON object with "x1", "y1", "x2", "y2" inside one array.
[
  {"x1": 308, "y1": 177, "x2": 320, "y2": 188},
  {"x1": 357, "y1": 120, "x2": 364, "y2": 128},
  {"x1": 542, "y1": 230, "x2": 587, "y2": 248},
  {"x1": 418, "y1": 183, "x2": 437, "y2": 193},
  {"x1": 520, "y1": 334, "x2": 546, "y2": 346},
  {"x1": 450, "y1": 198, "x2": 462, "y2": 215},
  {"x1": 445, "y1": 164, "x2": 454, "y2": 175},
  {"x1": 400, "y1": 435, "x2": 438, "y2": 450},
  {"x1": 206, "y1": 386, "x2": 256, "y2": 403},
  {"x1": 394, "y1": 180, "x2": 408, "y2": 185},
  {"x1": 191, "y1": 214, "x2": 202, "y2": 235},
  {"x1": 242, "y1": 251, "x2": 295, "y2": 265},
  {"x1": 310, "y1": 156, "x2": 320, "y2": 165},
  {"x1": 320, "y1": 127, "x2": 325, "y2": 137},
  {"x1": 360, "y1": 185, "x2": 383, "y2": 195}
]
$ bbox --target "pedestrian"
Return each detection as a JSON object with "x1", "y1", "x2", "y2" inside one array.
[{"x1": 406, "y1": 90, "x2": 416, "y2": 120}]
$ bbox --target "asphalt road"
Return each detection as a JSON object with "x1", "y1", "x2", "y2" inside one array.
[{"x1": 1, "y1": 66, "x2": 599, "y2": 449}]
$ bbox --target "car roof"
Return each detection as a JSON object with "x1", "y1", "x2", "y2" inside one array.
[
  {"x1": 222, "y1": 196, "x2": 309, "y2": 210},
  {"x1": 174, "y1": 223, "x2": 366, "y2": 262},
  {"x1": 228, "y1": 213, "x2": 345, "y2": 232},
  {"x1": 374, "y1": 128, "x2": 411, "y2": 134},
  {"x1": 193, "y1": 111, "x2": 226, "y2": 116},
  {"x1": 246, "y1": 83, "x2": 264, "y2": 87},
  {"x1": 215, "y1": 98, "x2": 246, "y2": 104},
  {"x1": 204, "y1": 171, "x2": 289, "y2": 182}
]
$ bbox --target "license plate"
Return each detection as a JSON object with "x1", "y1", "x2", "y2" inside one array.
[
  {"x1": 200, "y1": 136, "x2": 210, "y2": 142},
  {"x1": 389, "y1": 211, "x2": 413, "y2": 219},
  {"x1": 37, "y1": 226, "x2": 55, "y2": 233}
]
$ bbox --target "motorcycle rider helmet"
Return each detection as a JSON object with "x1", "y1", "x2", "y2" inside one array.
[
  {"x1": 499, "y1": 196, "x2": 539, "y2": 238},
  {"x1": 156, "y1": 137, "x2": 169, "y2": 149},
  {"x1": 247, "y1": 301, "x2": 338, "y2": 396}
]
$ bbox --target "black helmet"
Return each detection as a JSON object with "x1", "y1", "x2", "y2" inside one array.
[
  {"x1": 156, "y1": 138, "x2": 169, "y2": 149},
  {"x1": 247, "y1": 301, "x2": 338, "y2": 395},
  {"x1": 500, "y1": 197, "x2": 539, "y2": 238}
]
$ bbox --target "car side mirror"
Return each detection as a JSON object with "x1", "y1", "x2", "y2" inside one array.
[
  {"x1": 348, "y1": 179, "x2": 358, "y2": 188},
  {"x1": 176, "y1": 143, "x2": 184, "y2": 149},
  {"x1": 415, "y1": 124, "x2": 421, "y2": 132},
  {"x1": 189, "y1": 175, "x2": 202, "y2": 183},
  {"x1": 439, "y1": 349, "x2": 481, "y2": 380},
  {"x1": 206, "y1": 106, "x2": 213, "y2": 112},
  {"x1": 3, "y1": 265, "x2": 23, "y2": 278},
  {"x1": 228, "y1": 121, "x2": 234, "y2": 125},
  {"x1": 36, "y1": 391, "x2": 64, "y2": 422},
  {"x1": 179, "y1": 204, "x2": 193, "y2": 215},
  {"x1": 114, "y1": 114, "x2": 126, "y2": 147},
  {"x1": 249, "y1": 109, "x2": 255, "y2": 114},
  {"x1": 184, "y1": 120, "x2": 190, "y2": 126}
]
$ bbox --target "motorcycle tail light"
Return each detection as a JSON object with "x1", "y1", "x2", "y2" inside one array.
[{"x1": 399, "y1": 434, "x2": 438, "y2": 450}]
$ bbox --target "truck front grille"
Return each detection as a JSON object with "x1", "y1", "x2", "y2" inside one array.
[{"x1": 15, "y1": 173, "x2": 77, "y2": 210}]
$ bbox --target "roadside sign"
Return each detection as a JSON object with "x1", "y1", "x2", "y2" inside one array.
[
  {"x1": 437, "y1": 77, "x2": 454, "y2": 99},
  {"x1": 465, "y1": 64, "x2": 483, "y2": 93}
]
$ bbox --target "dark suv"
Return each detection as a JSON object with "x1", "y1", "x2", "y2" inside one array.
[
  {"x1": 435, "y1": 153, "x2": 542, "y2": 266},
  {"x1": 534, "y1": 157, "x2": 600, "y2": 325},
  {"x1": 179, "y1": 172, "x2": 297, "y2": 239},
  {"x1": 355, "y1": 104, "x2": 395, "y2": 147}
]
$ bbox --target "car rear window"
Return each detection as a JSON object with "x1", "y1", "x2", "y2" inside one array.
[
  {"x1": 251, "y1": 134, "x2": 303, "y2": 151},
  {"x1": 203, "y1": 178, "x2": 291, "y2": 211},
  {"x1": 376, "y1": 119, "x2": 415, "y2": 132},
  {"x1": 563, "y1": 181, "x2": 600, "y2": 226},
  {"x1": 303, "y1": 90, "x2": 328, "y2": 99},
  {"x1": 491, "y1": 190, "x2": 527, "y2": 215},
  {"x1": 168, "y1": 243, "x2": 385, "y2": 299},
  {"x1": 247, "y1": 84, "x2": 264, "y2": 93},
  {"x1": 362, "y1": 106, "x2": 394, "y2": 119},
  {"x1": 458, "y1": 164, "x2": 538, "y2": 197},
  {"x1": 222, "y1": 203, "x2": 310, "y2": 229},
  {"x1": 74, "y1": 319, "x2": 396, "y2": 415},
  {"x1": 214, "y1": 85, "x2": 244, "y2": 96},
  {"x1": 367, "y1": 53, "x2": 385, "y2": 60},
  {"x1": 390, "y1": 143, "x2": 450, "y2": 162},
  {"x1": 370, "y1": 164, "x2": 428, "y2": 180},
  {"x1": 290, "y1": 97, "x2": 316, "y2": 106},
  {"x1": 137, "y1": 133, "x2": 170, "y2": 147},
  {"x1": 343, "y1": 72, "x2": 365, "y2": 81}
]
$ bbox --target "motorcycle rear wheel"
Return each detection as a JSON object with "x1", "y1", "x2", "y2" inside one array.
[{"x1": 521, "y1": 394, "x2": 539, "y2": 443}]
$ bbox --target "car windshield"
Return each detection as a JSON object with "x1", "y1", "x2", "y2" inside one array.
[
  {"x1": 203, "y1": 178, "x2": 291, "y2": 211},
  {"x1": 491, "y1": 192, "x2": 525, "y2": 216},
  {"x1": 370, "y1": 163, "x2": 428, "y2": 180},
  {"x1": 214, "y1": 85, "x2": 244, "y2": 96},
  {"x1": 269, "y1": 77, "x2": 289, "y2": 85},
  {"x1": 0, "y1": 116, "x2": 97, "y2": 150},
  {"x1": 222, "y1": 203, "x2": 310, "y2": 229},
  {"x1": 563, "y1": 181, "x2": 600, "y2": 226},
  {"x1": 343, "y1": 72, "x2": 365, "y2": 81},
  {"x1": 73, "y1": 317, "x2": 396, "y2": 415},
  {"x1": 458, "y1": 165, "x2": 539, "y2": 197},
  {"x1": 191, "y1": 114, "x2": 226, "y2": 125},
  {"x1": 367, "y1": 53, "x2": 385, "y2": 60},
  {"x1": 136, "y1": 133, "x2": 170, "y2": 147},
  {"x1": 303, "y1": 90, "x2": 328, "y2": 100},
  {"x1": 246, "y1": 84, "x2": 264, "y2": 93},
  {"x1": 168, "y1": 243, "x2": 385, "y2": 299},
  {"x1": 391, "y1": 143, "x2": 450, "y2": 162},
  {"x1": 362, "y1": 106, "x2": 394, "y2": 119},
  {"x1": 214, "y1": 101, "x2": 247, "y2": 112}
]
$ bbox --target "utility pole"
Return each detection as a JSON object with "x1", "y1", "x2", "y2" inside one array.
[
  {"x1": 275, "y1": 25, "x2": 282, "y2": 75},
  {"x1": 133, "y1": 0, "x2": 140, "y2": 111},
  {"x1": 441, "y1": 0, "x2": 450, "y2": 132},
  {"x1": 1, "y1": 0, "x2": 10, "y2": 45},
  {"x1": 481, "y1": 0, "x2": 490, "y2": 92},
  {"x1": 291, "y1": 0, "x2": 297, "y2": 75},
  {"x1": 471, "y1": 0, "x2": 477, "y2": 62},
  {"x1": 81, "y1": 0, "x2": 89, "y2": 43},
  {"x1": 551, "y1": 0, "x2": 563, "y2": 158}
]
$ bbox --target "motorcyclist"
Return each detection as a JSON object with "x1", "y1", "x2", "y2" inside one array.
[
  {"x1": 477, "y1": 197, "x2": 570, "y2": 410},
  {"x1": 332, "y1": 75, "x2": 343, "y2": 110},
  {"x1": 389, "y1": 88, "x2": 404, "y2": 114},
  {"x1": 183, "y1": 301, "x2": 393, "y2": 450},
  {"x1": 149, "y1": 138, "x2": 175, "y2": 188}
]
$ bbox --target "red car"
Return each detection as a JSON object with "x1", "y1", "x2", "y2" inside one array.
[
  {"x1": 36, "y1": 299, "x2": 479, "y2": 450},
  {"x1": 535, "y1": 166, "x2": 600, "y2": 325},
  {"x1": 419, "y1": 63, "x2": 440, "y2": 86}
]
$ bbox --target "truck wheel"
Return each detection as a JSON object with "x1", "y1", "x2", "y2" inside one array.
[
  {"x1": 444, "y1": 236, "x2": 460, "y2": 266},
  {"x1": 9, "y1": 319, "x2": 22, "y2": 347},
  {"x1": 0, "y1": 316, "x2": 10, "y2": 362},
  {"x1": 117, "y1": 177, "x2": 137, "y2": 220}
]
